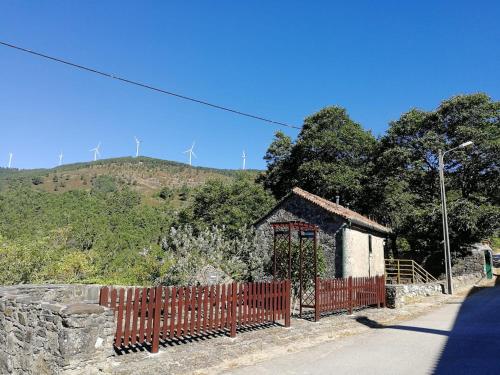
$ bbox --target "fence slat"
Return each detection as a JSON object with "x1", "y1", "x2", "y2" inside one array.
[
  {"x1": 169, "y1": 287, "x2": 177, "y2": 339},
  {"x1": 190, "y1": 286, "x2": 197, "y2": 336},
  {"x1": 220, "y1": 284, "x2": 227, "y2": 330},
  {"x1": 123, "y1": 288, "x2": 133, "y2": 347},
  {"x1": 110, "y1": 289, "x2": 117, "y2": 314},
  {"x1": 131, "y1": 288, "x2": 140, "y2": 345},
  {"x1": 243, "y1": 283, "x2": 248, "y2": 325},
  {"x1": 202, "y1": 286, "x2": 208, "y2": 333},
  {"x1": 248, "y1": 282, "x2": 253, "y2": 324},
  {"x1": 100, "y1": 287, "x2": 109, "y2": 307},
  {"x1": 115, "y1": 288, "x2": 125, "y2": 347},
  {"x1": 208, "y1": 285, "x2": 215, "y2": 332},
  {"x1": 176, "y1": 288, "x2": 184, "y2": 337},
  {"x1": 230, "y1": 282, "x2": 237, "y2": 337},
  {"x1": 151, "y1": 286, "x2": 162, "y2": 353},
  {"x1": 146, "y1": 288, "x2": 155, "y2": 342},
  {"x1": 162, "y1": 287, "x2": 170, "y2": 339},
  {"x1": 138, "y1": 288, "x2": 147, "y2": 342},
  {"x1": 237, "y1": 283, "x2": 245, "y2": 327},
  {"x1": 183, "y1": 287, "x2": 190, "y2": 336},
  {"x1": 214, "y1": 284, "x2": 220, "y2": 330}
]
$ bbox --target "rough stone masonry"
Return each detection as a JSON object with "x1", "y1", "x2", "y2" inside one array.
[{"x1": 0, "y1": 284, "x2": 115, "y2": 375}]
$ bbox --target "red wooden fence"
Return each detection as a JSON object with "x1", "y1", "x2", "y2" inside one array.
[
  {"x1": 315, "y1": 275, "x2": 385, "y2": 321},
  {"x1": 99, "y1": 280, "x2": 291, "y2": 353}
]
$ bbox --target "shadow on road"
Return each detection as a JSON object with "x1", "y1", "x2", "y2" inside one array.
[{"x1": 356, "y1": 275, "x2": 499, "y2": 374}]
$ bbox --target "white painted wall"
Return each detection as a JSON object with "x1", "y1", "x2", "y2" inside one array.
[{"x1": 342, "y1": 228, "x2": 385, "y2": 277}]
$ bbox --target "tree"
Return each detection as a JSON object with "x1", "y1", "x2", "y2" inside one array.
[
  {"x1": 180, "y1": 176, "x2": 275, "y2": 237},
  {"x1": 372, "y1": 93, "x2": 500, "y2": 273},
  {"x1": 259, "y1": 106, "x2": 377, "y2": 210},
  {"x1": 257, "y1": 131, "x2": 294, "y2": 199}
]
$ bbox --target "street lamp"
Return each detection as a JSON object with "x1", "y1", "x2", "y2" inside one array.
[{"x1": 438, "y1": 140, "x2": 473, "y2": 295}]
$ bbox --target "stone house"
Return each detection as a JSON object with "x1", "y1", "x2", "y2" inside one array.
[{"x1": 255, "y1": 187, "x2": 392, "y2": 278}]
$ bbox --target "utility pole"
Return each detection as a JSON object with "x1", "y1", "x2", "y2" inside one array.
[
  {"x1": 438, "y1": 141, "x2": 473, "y2": 295},
  {"x1": 438, "y1": 149, "x2": 453, "y2": 295}
]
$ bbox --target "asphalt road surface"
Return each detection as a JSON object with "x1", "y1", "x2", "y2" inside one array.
[{"x1": 226, "y1": 284, "x2": 500, "y2": 375}]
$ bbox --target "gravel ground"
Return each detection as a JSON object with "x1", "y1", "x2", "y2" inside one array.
[{"x1": 84, "y1": 277, "x2": 495, "y2": 375}]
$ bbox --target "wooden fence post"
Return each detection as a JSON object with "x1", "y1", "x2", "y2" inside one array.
[
  {"x1": 314, "y1": 277, "x2": 320, "y2": 322},
  {"x1": 284, "y1": 280, "x2": 291, "y2": 327},
  {"x1": 230, "y1": 282, "x2": 237, "y2": 337}
]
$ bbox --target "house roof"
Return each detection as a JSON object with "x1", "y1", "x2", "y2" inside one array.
[{"x1": 277, "y1": 187, "x2": 392, "y2": 235}]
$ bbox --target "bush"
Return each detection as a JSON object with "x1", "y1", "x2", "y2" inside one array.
[
  {"x1": 31, "y1": 176, "x2": 43, "y2": 185},
  {"x1": 157, "y1": 226, "x2": 269, "y2": 285}
]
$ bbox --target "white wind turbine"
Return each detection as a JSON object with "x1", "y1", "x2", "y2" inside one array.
[
  {"x1": 242, "y1": 150, "x2": 247, "y2": 170},
  {"x1": 90, "y1": 142, "x2": 101, "y2": 161},
  {"x1": 58, "y1": 151, "x2": 64, "y2": 166},
  {"x1": 7, "y1": 152, "x2": 13, "y2": 168},
  {"x1": 183, "y1": 141, "x2": 197, "y2": 166},
  {"x1": 134, "y1": 136, "x2": 141, "y2": 157}
]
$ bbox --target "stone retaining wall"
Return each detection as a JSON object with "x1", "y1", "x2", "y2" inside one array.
[
  {"x1": 385, "y1": 272, "x2": 484, "y2": 308},
  {"x1": 0, "y1": 285, "x2": 115, "y2": 375},
  {"x1": 385, "y1": 282, "x2": 444, "y2": 308}
]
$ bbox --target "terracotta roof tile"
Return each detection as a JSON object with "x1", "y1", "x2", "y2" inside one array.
[{"x1": 292, "y1": 187, "x2": 392, "y2": 234}]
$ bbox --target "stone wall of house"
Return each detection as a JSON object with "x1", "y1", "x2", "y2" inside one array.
[
  {"x1": 0, "y1": 285, "x2": 115, "y2": 375},
  {"x1": 342, "y1": 228, "x2": 385, "y2": 277},
  {"x1": 255, "y1": 194, "x2": 346, "y2": 278}
]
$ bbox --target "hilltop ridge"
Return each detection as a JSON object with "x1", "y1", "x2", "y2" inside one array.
[{"x1": 0, "y1": 156, "x2": 260, "y2": 205}]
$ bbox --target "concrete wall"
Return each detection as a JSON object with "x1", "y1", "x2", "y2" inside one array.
[
  {"x1": 342, "y1": 228, "x2": 385, "y2": 277},
  {"x1": 0, "y1": 285, "x2": 115, "y2": 375}
]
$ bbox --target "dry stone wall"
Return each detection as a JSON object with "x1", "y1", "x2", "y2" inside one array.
[
  {"x1": 0, "y1": 285, "x2": 115, "y2": 375},
  {"x1": 385, "y1": 272, "x2": 484, "y2": 308},
  {"x1": 385, "y1": 282, "x2": 444, "y2": 308}
]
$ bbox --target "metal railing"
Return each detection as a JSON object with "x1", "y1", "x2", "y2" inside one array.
[{"x1": 384, "y1": 259, "x2": 437, "y2": 284}]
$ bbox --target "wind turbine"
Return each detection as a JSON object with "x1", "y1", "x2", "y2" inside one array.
[
  {"x1": 183, "y1": 141, "x2": 197, "y2": 166},
  {"x1": 90, "y1": 142, "x2": 101, "y2": 161},
  {"x1": 134, "y1": 136, "x2": 141, "y2": 157},
  {"x1": 242, "y1": 150, "x2": 247, "y2": 170},
  {"x1": 58, "y1": 151, "x2": 64, "y2": 166},
  {"x1": 7, "y1": 152, "x2": 13, "y2": 168}
]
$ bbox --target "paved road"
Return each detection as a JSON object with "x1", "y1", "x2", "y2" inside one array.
[{"x1": 225, "y1": 285, "x2": 500, "y2": 375}]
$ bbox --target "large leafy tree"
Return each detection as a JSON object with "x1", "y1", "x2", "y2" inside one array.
[
  {"x1": 373, "y1": 93, "x2": 500, "y2": 273},
  {"x1": 259, "y1": 106, "x2": 377, "y2": 210},
  {"x1": 180, "y1": 175, "x2": 276, "y2": 237}
]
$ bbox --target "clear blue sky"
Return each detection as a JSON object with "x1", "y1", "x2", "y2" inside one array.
[{"x1": 1, "y1": 1, "x2": 499, "y2": 170}]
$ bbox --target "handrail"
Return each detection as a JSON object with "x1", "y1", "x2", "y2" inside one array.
[{"x1": 384, "y1": 259, "x2": 437, "y2": 284}]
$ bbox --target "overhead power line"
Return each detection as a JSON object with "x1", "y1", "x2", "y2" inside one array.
[{"x1": 0, "y1": 40, "x2": 300, "y2": 130}]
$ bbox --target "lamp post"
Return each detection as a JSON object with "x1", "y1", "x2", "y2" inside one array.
[{"x1": 438, "y1": 140, "x2": 473, "y2": 295}]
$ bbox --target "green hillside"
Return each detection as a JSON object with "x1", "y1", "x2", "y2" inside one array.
[
  {"x1": 0, "y1": 156, "x2": 259, "y2": 207},
  {"x1": 0, "y1": 157, "x2": 271, "y2": 286}
]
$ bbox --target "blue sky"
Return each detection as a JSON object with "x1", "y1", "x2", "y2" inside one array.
[{"x1": 1, "y1": 1, "x2": 499, "y2": 170}]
